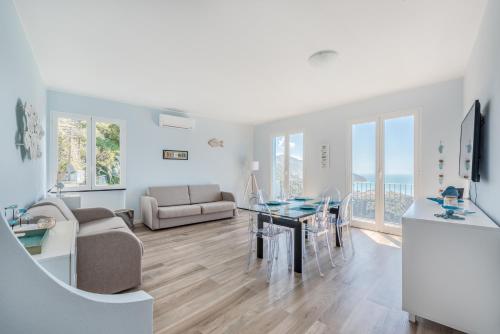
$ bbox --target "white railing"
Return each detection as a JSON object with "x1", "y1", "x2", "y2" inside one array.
[{"x1": 352, "y1": 182, "x2": 414, "y2": 225}]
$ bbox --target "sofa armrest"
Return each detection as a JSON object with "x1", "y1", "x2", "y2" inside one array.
[
  {"x1": 72, "y1": 207, "x2": 116, "y2": 224},
  {"x1": 141, "y1": 196, "x2": 160, "y2": 230},
  {"x1": 27, "y1": 204, "x2": 68, "y2": 222},
  {"x1": 221, "y1": 191, "x2": 236, "y2": 202},
  {"x1": 77, "y1": 228, "x2": 143, "y2": 294}
]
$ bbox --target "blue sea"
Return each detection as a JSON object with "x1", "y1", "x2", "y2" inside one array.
[
  {"x1": 357, "y1": 174, "x2": 413, "y2": 184},
  {"x1": 353, "y1": 174, "x2": 414, "y2": 196}
]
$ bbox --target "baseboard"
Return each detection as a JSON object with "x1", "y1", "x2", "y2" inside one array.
[{"x1": 133, "y1": 218, "x2": 144, "y2": 226}]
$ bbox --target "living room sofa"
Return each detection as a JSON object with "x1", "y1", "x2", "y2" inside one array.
[
  {"x1": 140, "y1": 184, "x2": 237, "y2": 230},
  {"x1": 27, "y1": 197, "x2": 143, "y2": 294}
]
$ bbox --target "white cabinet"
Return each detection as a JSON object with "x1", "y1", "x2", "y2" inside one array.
[
  {"x1": 402, "y1": 199, "x2": 500, "y2": 334},
  {"x1": 32, "y1": 221, "x2": 77, "y2": 286}
]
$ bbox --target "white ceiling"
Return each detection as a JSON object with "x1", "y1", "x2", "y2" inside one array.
[{"x1": 15, "y1": 0, "x2": 487, "y2": 124}]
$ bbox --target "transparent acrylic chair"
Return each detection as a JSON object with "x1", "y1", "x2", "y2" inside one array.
[
  {"x1": 330, "y1": 187, "x2": 342, "y2": 204},
  {"x1": 319, "y1": 186, "x2": 341, "y2": 230},
  {"x1": 324, "y1": 187, "x2": 342, "y2": 237},
  {"x1": 246, "y1": 190, "x2": 293, "y2": 282},
  {"x1": 302, "y1": 194, "x2": 335, "y2": 277},
  {"x1": 335, "y1": 193, "x2": 354, "y2": 259}
]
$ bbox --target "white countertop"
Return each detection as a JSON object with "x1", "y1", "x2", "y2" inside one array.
[
  {"x1": 403, "y1": 198, "x2": 499, "y2": 231},
  {"x1": 32, "y1": 220, "x2": 77, "y2": 261}
]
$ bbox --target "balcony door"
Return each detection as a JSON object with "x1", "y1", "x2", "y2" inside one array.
[
  {"x1": 348, "y1": 111, "x2": 419, "y2": 235},
  {"x1": 272, "y1": 132, "x2": 304, "y2": 199}
]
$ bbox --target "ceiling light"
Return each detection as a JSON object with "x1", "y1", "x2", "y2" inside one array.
[{"x1": 308, "y1": 50, "x2": 338, "y2": 67}]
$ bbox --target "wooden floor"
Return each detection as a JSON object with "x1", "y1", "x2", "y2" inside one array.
[{"x1": 133, "y1": 212, "x2": 463, "y2": 334}]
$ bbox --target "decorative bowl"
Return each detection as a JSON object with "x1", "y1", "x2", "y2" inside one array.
[{"x1": 37, "y1": 217, "x2": 56, "y2": 230}]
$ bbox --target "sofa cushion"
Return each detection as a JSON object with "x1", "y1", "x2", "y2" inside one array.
[
  {"x1": 189, "y1": 184, "x2": 222, "y2": 204},
  {"x1": 78, "y1": 217, "x2": 127, "y2": 236},
  {"x1": 148, "y1": 185, "x2": 190, "y2": 207},
  {"x1": 158, "y1": 205, "x2": 201, "y2": 219},
  {"x1": 199, "y1": 201, "x2": 236, "y2": 214}
]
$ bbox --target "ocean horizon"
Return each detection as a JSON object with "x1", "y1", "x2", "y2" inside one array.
[{"x1": 354, "y1": 174, "x2": 414, "y2": 185}]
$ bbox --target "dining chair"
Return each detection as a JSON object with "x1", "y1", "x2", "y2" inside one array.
[
  {"x1": 330, "y1": 187, "x2": 342, "y2": 203},
  {"x1": 246, "y1": 190, "x2": 293, "y2": 282},
  {"x1": 321, "y1": 186, "x2": 341, "y2": 229},
  {"x1": 335, "y1": 193, "x2": 354, "y2": 259},
  {"x1": 302, "y1": 194, "x2": 335, "y2": 277}
]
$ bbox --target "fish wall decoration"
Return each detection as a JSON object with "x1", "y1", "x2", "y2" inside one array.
[{"x1": 208, "y1": 138, "x2": 224, "y2": 148}]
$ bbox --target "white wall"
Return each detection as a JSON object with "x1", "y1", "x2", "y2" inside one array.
[
  {"x1": 0, "y1": 0, "x2": 46, "y2": 209},
  {"x1": 47, "y1": 91, "x2": 253, "y2": 219},
  {"x1": 254, "y1": 79, "x2": 464, "y2": 199},
  {"x1": 464, "y1": 0, "x2": 500, "y2": 224},
  {"x1": 0, "y1": 214, "x2": 153, "y2": 334}
]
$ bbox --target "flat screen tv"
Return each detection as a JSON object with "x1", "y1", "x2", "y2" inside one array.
[{"x1": 459, "y1": 100, "x2": 482, "y2": 182}]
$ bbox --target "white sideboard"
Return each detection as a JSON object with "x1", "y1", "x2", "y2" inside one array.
[
  {"x1": 32, "y1": 221, "x2": 77, "y2": 286},
  {"x1": 402, "y1": 199, "x2": 500, "y2": 334}
]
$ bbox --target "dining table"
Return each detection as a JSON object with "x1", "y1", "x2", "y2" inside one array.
[{"x1": 244, "y1": 197, "x2": 341, "y2": 274}]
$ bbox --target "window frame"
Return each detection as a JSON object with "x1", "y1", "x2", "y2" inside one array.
[{"x1": 50, "y1": 112, "x2": 127, "y2": 192}]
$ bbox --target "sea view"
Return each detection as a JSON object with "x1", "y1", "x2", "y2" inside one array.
[
  {"x1": 355, "y1": 174, "x2": 413, "y2": 185},
  {"x1": 352, "y1": 174, "x2": 414, "y2": 224}
]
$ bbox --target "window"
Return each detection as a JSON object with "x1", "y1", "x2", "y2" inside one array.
[
  {"x1": 94, "y1": 121, "x2": 123, "y2": 187},
  {"x1": 271, "y1": 132, "x2": 303, "y2": 199},
  {"x1": 56, "y1": 115, "x2": 89, "y2": 189},
  {"x1": 272, "y1": 135, "x2": 286, "y2": 199},
  {"x1": 51, "y1": 113, "x2": 126, "y2": 191},
  {"x1": 349, "y1": 111, "x2": 418, "y2": 235}
]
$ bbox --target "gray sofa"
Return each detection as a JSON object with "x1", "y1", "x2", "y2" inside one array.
[
  {"x1": 140, "y1": 184, "x2": 237, "y2": 230},
  {"x1": 27, "y1": 198, "x2": 143, "y2": 294}
]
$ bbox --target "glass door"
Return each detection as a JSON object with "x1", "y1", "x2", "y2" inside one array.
[
  {"x1": 351, "y1": 121, "x2": 378, "y2": 226},
  {"x1": 350, "y1": 112, "x2": 417, "y2": 235},
  {"x1": 272, "y1": 132, "x2": 304, "y2": 199},
  {"x1": 383, "y1": 115, "x2": 415, "y2": 230},
  {"x1": 272, "y1": 135, "x2": 286, "y2": 199},
  {"x1": 288, "y1": 133, "x2": 304, "y2": 198}
]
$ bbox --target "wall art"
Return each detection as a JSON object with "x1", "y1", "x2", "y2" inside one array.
[
  {"x1": 15, "y1": 98, "x2": 44, "y2": 161},
  {"x1": 208, "y1": 138, "x2": 224, "y2": 148},
  {"x1": 320, "y1": 144, "x2": 330, "y2": 168},
  {"x1": 163, "y1": 150, "x2": 188, "y2": 160}
]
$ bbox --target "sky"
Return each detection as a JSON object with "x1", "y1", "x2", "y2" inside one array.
[
  {"x1": 274, "y1": 133, "x2": 303, "y2": 160},
  {"x1": 352, "y1": 116, "x2": 414, "y2": 177},
  {"x1": 272, "y1": 117, "x2": 413, "y2": 180},
  {"x1": 289, "y1": 133, "x2": 303, "y2": 160}
]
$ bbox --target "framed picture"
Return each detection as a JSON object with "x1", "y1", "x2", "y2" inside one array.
[
  {"x1": 163, "y1": 150, "x2": 188, "y2": 160},
  {"x1": 320, "y1": 144, "x2": 330, "y2": 168}
]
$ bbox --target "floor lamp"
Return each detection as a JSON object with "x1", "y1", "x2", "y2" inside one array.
[{"x1": 244, "y1": 161, "x2": 260, "y2": 200}]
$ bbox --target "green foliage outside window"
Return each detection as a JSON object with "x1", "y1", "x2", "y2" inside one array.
[
  {"x1": 95, "y1": 122, "x2": 121, "y2": 185},
  {"x1": 56, "y1": 118, "x2": 121, "y2": 187},
  {"x1": 57, "y1": 118, "x2": 87, "y2": 186}
]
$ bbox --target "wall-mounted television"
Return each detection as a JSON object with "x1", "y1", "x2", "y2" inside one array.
[{"x1": 459, "y1": 100, "x2": 482, "y2": 182}]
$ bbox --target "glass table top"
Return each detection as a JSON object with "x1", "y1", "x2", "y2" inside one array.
[{"x1": 244, "y1": 198, "x2": 341, "y2": 220}]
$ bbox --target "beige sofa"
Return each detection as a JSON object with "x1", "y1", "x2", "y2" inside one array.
[
  {"x1": 28, "y1": 198, "x2": 143, "y2": 294},
  {"x1": 141, "y1": 184, "x2": 237, "y2": 230}
]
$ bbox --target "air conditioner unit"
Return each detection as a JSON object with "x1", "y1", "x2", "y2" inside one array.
[{"x1": 159, "y1": 113, "x2": 195, "y2": 129}]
